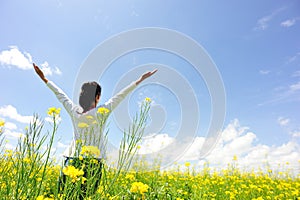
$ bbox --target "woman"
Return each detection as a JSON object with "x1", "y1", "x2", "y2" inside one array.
[{"x1": 33, "y1": 63, "x2": 157, "y2": 196}]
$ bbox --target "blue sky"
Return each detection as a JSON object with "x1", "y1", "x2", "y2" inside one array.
[{"x1": 0, "y1": 0, "x2": 299, "y2": 170}]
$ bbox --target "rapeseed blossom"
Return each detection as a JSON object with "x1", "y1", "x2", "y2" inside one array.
[
  {"x1": 233, "y1": 155, "x2": 238, "y2": 161},
  {"x1": 47, "y1": 107, "x2": 61, "y2": 117},
  {"x1": 184, "y1": 162, "x2": 191, "y2": 167},
  {"x1": 0, "y1": 119, "x2": 4, "y2": 133},
  {"x1": 130, "y1": 181, "x2": 149, "y2": 194},
  {"x1": 97, "y1": 107, "x2": 110, "y2": 115},
  {"x1": 145, "y1": 97, "x2": 151, "y2": 102},
  {"x1": 78, "y1": 122, "x2": 89, "y2": 128},
  {"x1": 0, "y1": 119, "x2": 4, "y2": 127},
  {"x1": 80, "y1": 145, "x2": 100, "y2": 157},
  {"x1": 85, "y1": 115, "x2": 94, "y2": 120},
  {"x1": 36, "y1": 195, "x2": 55, "y2": 200},
  {"x1": 125, "y1": 173, "x2": 135, "y2": 181},
  {"x1": 62, "y1": 165, "x2": 84, "y2": 182}
]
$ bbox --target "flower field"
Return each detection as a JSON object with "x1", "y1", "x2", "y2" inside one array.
[{"x1": 0, "y1": 105, "x2": 299, "y2": 200}]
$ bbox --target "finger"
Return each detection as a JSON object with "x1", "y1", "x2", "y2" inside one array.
[
  {"x1": 35, "y1": 65, "x2": 40, "y2": 71},
  {"x1": 33, "y1": 63, "x2": 38, "y2": 70},
  {"x1": 150, "y1": 69, "x2": 158, "y2": 75},
  {"x1": 34, "y1": 66, "x2": 39, "y2": 72}
]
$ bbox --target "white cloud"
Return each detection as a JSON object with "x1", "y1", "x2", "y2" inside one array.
[
  {"x1": 277, "y1": 117, "x2": 290, "y2": 126},
  {"x1": 280, "y1": 18, "x2": 296, "y2": 27},
  {"x1": 195, "y1": 120, "x2": 257, "y2": 166},
  {"x1": 226, "y1": 132, "x2": 256, "y2": 153},
  {"x1": 255, "y1": 15, "x2": 273, "y2": 31},
  {"x1": 0, "y1": 105, "x2": 33, "y2": 124},
  {"x1": 208, "y1": 120, "x2": 299, "y2": 170},
  {"x1": 291, "y1": 131, "x2": 300, "y2": 138},
  {"x1": 259, "y1": 70, "x2": 270, "y2": 75},
  {"x1": 182, "y1": 137, "x2": 205, "y2": 160},
  {"x1": 156, "y1": 119, "x2": 300, "y2": 171},
  {"x1": 0, "y1": 46, "x2": 62, "y2": 76},
  {"x1": 0, "y1": 46, "x2": 32, "y2": 70},
  {"x1": 241, "y1": 144, "x2": 269, "y2": 165},
  {"x1": 40, "y1": 61, "x2": 62, "y2": 76},
  {"x1": 222, "y1": 119, "x2": 249, "y2": 142},
  {"x1": 254, "y1": 7, "x2": 285, "y2": 31},
  {"x1": 259, "y1": 80, "x2": 300, "y2": 105},
  {"x1": 289, "y1": 81, "x2": 300, "y2": 92},
  {"x1": 131, "y1": 10, "x2": 139, "y2": 17},
  {"x1": 5, "y1": 143, "x2": 15, "y2": 150},
  {"x1": 3, "y1": 129, "x2": 24, "y2": 139},
  {"x1": 45, "y1": 116, "x2": 62, "y2": 124},
  {"x1": 271, "y1": 142, "x2": 295, "y2": 156},
  {"x1": 292, "y1": 70, "x2": 300, "y2": 77},
  {"x1": 57, "y1": 141, "x2": 69, "y2": 149},
  {"x1": 138, "y1": 133, "x2": 175, "y2": 154},
  {"x1": 287, "y1": 52, "x2": 300, "y2": 64},
  {"x1": 4, "y1": 121, "x2": 18, "y2": 130}
]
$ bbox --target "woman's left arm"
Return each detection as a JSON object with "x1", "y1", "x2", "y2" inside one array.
[{"x1": 103, "y1": 69, "x2": 157, "y2": 111}]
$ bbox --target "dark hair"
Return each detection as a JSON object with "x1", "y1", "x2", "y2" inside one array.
[{"x1": 79, "y1": 81, "x2": 101, "y2": 113}]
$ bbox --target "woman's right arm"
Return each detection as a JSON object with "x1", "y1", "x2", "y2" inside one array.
[
  {"x1": 33, "y1": 63, "x2": 80, "y2": 115},
  {"x1": 33, "y1": 63, "x2": 48, "y2": 83}
]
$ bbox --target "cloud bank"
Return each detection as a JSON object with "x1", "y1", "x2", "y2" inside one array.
[
  {"x1": 138, "y1": 119, "x2": 300, "y2": 171},
  {"x1": 0, "y1": 46, "x2": 61, "y2": 76}
]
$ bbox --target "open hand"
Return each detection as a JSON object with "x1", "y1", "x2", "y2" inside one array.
[
  {"x1": 136, "y1": 69, "x2": 158, "y2": 85},
  {"x1": 33, "y1": 63, "x2": 48, "y2": 83}
]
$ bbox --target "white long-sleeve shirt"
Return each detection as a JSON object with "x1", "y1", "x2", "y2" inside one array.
[{"x1": 47, "y1": 80, "x2": 137, "y2": 158}]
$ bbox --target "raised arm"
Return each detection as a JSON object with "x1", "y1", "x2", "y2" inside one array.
[
  {"x1": 103, "y1": 69, "x2": 157, "y2": 111},
  {"x1": 135, "y1": 69, "x2": 158, "y2": 85},
  {"x1": 33, "y1": 63, "x2": 79, "y2": 116},
  {"x1": 33, "y1": 63, "x2": 48, "y2": 83}
]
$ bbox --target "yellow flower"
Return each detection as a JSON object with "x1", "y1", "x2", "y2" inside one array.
[
  {"x1": 0, "y1": 119, "x2": 5, "y2": 127},
  {"x1": 85, "y1": 115, "x2": 94, "y2": 120},
  {"x1": 36, "y1": 195, "x2": 44, "y2": 200},
  {"x1": 47, "y1": 107, "x2": 61, "y2": 116},
  {"x1": 81, "y1": 177, "x2": 87, "y2": 184},
  {"x1": 36, "y1": 177, "x2": 42, "y2": 182},
  {"x1": 97, "y1": 107, "x2": 110, "y2": 115},
  {"x1": 145, "y1": 97, "x2": 151, "y2": 102},
  {"x1": 91, "y1": 159, "x2": 98, "y2": 164},
  {"x1": 36, "y1": 195, "x2": 54, "y2": 200},
  {"x1": 185, "y1": 162, "x2": 191, "y2": 167},
  {"x1": 80, "y1": 145, "x2": 100, "y2": 157},
  {"x1": 233, "y1": 155, "x2": 238, "y2": 161},
  {"x1": 62, "y1": 165, "x2": 84, "y2": 182},
  {"x1": 23, "y1": 157, "x2": 31, "y2": 163},
  {"x1": 78, "y1": 122, "x2": 89, "y2": 128},
  {"x1": 125, "y1": 173, "x2": 135, "y2": 181},
  {"x1": 130, "y1": 181, "x2": 149, "y2": 194},
  {"x1": 76, "y1": 139, "x2": 83, "y2": 144}
]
